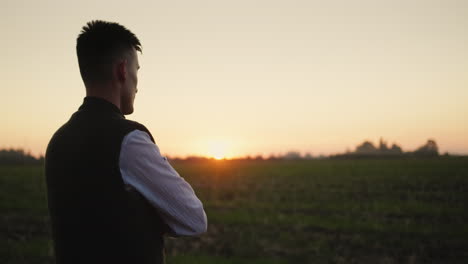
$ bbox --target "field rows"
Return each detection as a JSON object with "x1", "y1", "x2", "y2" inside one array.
[{"x1": 1, "y1": 158, "x2": 467, "y2": 263}]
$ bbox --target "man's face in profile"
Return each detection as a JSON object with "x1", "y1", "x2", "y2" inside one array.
[{"x1": 121, "y1": 48, "x2": 140, "y2": 115}]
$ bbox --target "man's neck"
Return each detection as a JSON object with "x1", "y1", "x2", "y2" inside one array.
[{"x1": 85, "y1": 84, "x2": 121, "y2": 112}]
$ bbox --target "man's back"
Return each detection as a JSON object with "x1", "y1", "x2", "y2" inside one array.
[
  {"x1": 45, "y1": 97, "x2": 166, "y2": 264},
  {"x1": 46, "y1": 20, "x2": 206, "y2": 263}
]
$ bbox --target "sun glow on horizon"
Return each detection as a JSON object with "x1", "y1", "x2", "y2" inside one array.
[{"x1": 206, "y1": 139, "x2": 233, "y2": 160}]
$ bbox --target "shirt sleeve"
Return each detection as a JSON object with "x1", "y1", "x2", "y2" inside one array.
[{"x1": 119, "y1": 129, "x2": 207, "y2": 236}]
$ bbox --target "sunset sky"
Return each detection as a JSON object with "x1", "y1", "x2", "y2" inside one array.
[{"x1": 1, "y1": 0, "x2": 467, "y2": 158}]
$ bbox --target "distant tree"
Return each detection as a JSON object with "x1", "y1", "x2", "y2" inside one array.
[
  {"x1": 266, "y1": 154, "x2": 280, "y2": 161},
  {"x1": 283, "y1": 151, "x2": 302, "y2": 160},
  {"x1": 379, "y1": 138, "x2": 389, "y2": 152},
  {"x1": 0, "y1": 148, "x2": 43, "y2": 165},
  {"x1": 254, "y1": 155, "x2": 264, "y2": 161},
  {"x1": 317, "y1": 154, "x2": 327, "y2": 159},
  {"x1": 355, "y1": 141, "x2": 378, "y2": 154},
  {"x1": 304, "y1": 152, "x2": 313, "y2": 159},
  {"x1": 389, "y1": 144, "x2": 403, "y2": 154},
  {"x1": 413, "y1": 139, "x2": 439, "y2": 157}
]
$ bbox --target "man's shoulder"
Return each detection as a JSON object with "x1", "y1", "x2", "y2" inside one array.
[
  {"x1": 48, "y1": 115, "x2": 153, "y2": 147},
  {"x1": 119, "y1": 119, "x2": 155, "y2": 143},
  {"x1": 119, "y1": 118, "x2": 149, "y2": 133}
]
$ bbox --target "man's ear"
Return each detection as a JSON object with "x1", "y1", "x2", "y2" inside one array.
[{"x1": 117, "y1": 60, "x2": 127, "y2": 82}]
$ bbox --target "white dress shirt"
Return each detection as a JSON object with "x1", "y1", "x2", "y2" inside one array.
[{"x1": 119, "y1": 130, "x2": 207, "y2": 236}]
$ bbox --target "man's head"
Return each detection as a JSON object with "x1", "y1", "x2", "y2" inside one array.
[{"x1": 76, "y1": 20, "x2": 141, "y2": 115}]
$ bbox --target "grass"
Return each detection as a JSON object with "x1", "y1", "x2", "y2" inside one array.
[{"x1": 1, "y1": 158, "x2": 467, "y2": 263}]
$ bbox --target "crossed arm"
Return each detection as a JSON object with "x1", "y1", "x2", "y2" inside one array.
[{"x1": 119, "y1": 130, "x2": 207, "y2": 236}]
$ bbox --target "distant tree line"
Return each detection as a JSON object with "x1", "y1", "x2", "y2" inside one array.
[
  {"x1": 168, "y1": 152, "x2": 318, "y2": 162},
  {"x1": 0, "y1": 138, "x2": 447, "y2": 164},
  {"x1": 170, "y1": 138, "x2": 444, "y2": 161},
  {"x1": 0, "y1": 149, "x2": 44, "y2": 165},
  {"x1": 330, "y1": 138, "x2": 440, "y2": 159}
]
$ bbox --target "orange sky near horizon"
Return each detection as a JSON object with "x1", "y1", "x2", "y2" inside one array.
[{"x1": 2, "y1": 0, "x2": 468, "y2": 159}]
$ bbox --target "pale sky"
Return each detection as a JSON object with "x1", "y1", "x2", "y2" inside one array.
[{"x1": 1, "y1": 0, "x2": 468, "y2": 158}]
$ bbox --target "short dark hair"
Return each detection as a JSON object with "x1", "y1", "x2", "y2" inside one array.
[{"x1": 76, "y1": 20, "x2": 142, "y2": 84}]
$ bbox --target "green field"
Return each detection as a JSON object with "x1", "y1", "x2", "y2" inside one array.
[{"x1": 1, "y1": 158, "x2": 467, "y2": 263}]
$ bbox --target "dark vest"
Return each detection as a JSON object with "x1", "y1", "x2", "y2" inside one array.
[{"x1": 45, "y1": 97, "x2": 167, "y2": 264}]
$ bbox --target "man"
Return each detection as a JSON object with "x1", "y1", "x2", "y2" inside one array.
[{"x1": 45, "y1": 20, "x2": 207, "y2": 264}]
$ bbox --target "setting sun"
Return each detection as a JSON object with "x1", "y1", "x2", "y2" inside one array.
[{"x1": 207, "y1": 139, "x2": 231, "y2": 160}]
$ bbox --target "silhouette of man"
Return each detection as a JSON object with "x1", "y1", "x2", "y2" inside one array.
[{"x1": 45, "y1": 20, "x2": 207, "y2": 264}]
